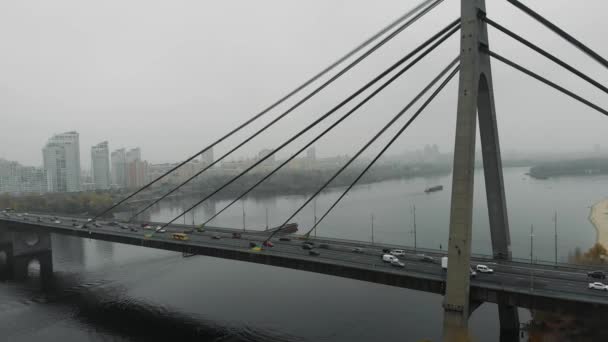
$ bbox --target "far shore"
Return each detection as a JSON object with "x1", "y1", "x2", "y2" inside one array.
[{"x1": 589, "y1": 199, "x2": 608, "y2": 250}]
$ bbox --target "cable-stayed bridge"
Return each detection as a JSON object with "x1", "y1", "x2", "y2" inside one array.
[{"x1": 2, "y1": 0, "x2": 607, "y2": 339}]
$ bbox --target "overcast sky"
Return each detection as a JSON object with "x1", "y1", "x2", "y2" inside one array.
[{"x1": 1, "y1": 0, "x2": 607, "y2": 169}]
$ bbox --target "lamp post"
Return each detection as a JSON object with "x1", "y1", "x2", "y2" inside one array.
[
  {"x1": 554, "y1": 211, "x2": 558, "y2": 265},
  {"x1": 530, "y1": 224, "x2": 534, "y2": 264},
  {"x1": 371, "y1": 213, "x2": 375, "y2": 245},
  {"x1": 242, "y1": 201, "x2": 246, "y2": 231}
]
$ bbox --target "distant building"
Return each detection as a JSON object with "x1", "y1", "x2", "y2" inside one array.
[
  {"x1": 42, "y1": 131, "x2": 81, "y2": 192},
  {"x1": 200, "y1": 147, "x2": 214, "y2": 165},
  {"x1": 258, "y1": 149, "x2": 275, "y2": 166},
  {"x1": 111, "y1": 148, "x2": 127, "y2": 188},
  {"x1": 306, "y1": 147, "x2": 316, "y2": 161},
  {"x1": 0, "y1": 159, "x2": 47, "y2": 194},
  {"x1": 91, "y1": 141, "x2": 111, "y2": 190},
  {"x1": 126, "y1": 148, "x2": 147, "y2": 188}
]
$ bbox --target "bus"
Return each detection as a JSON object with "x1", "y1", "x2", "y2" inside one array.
[{"x1": 172, "y1": 233, "x2": 189, "y2": 241}]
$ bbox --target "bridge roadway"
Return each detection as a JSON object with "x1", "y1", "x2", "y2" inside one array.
[{"x1": 2, "y1": 212, "x2": 608, "y2": 314}]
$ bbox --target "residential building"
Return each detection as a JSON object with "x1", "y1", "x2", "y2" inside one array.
[
  {"x1": 42, "y1": 131, "x2": 81, "y2": 192},
  {"x1": 126, "y1": 148, "x2": 147, "y2": 188},
  {"x1": 91, "y1": 141, "x2": 111, "y2": 190},
  {"x1": 111, "y1": 148, "x2": 127, "y2": 188},
  {"x1": 0, "y1": 159, "x2": 47, "y2": 194}
]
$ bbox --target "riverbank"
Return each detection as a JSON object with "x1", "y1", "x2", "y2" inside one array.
[{"x1": 589, "y1": 199, "x2": 608, "y2": 250}]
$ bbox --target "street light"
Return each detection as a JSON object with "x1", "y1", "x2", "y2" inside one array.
[
  {"x1": 530, "y1": 224, "x2": 534, "y2": 264},
  {"x1": 371, "y1": 213, "x2": 375, "y2": 245}
]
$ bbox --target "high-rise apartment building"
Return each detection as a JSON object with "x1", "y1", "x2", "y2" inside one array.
[
  {"x1": 0, "y1": 159, "x2": 47, "y2": 194},
  {"x1": 91, "y1": 141, "x2": 111, "y2": 190},
  {"x1": 126, "y1": 148, "x2": 147, "y2": 188},
  {"x1": 42, "y1": 131, "x2": 81, "y2": 192},
  {"x1": 111, "y1": 148, "x2": 127, "y2": 188}
]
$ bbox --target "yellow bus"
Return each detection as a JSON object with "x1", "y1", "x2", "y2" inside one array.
[{"x1": 172, "y1": 233, "x2": 189, "y2": 241}]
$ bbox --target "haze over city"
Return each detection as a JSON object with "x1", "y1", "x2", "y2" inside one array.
[
  {"x1": 1, "y1": 0, "x2": 607, "y2": 168},
  {"x1": 2, "y1": 1, "x2": 608, "y2": 341}
]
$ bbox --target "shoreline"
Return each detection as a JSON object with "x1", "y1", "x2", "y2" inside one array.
[{"x1": 589, "y1": 199, "x2": 608, "y2": 250}]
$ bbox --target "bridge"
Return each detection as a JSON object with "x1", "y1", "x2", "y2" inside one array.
[{"x1": 2, "y1": 0, "x2": 608, "y2": 340}]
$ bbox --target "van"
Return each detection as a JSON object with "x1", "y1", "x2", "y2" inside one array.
[{"x1": 382, "y1": 254, "x2": 399, "y2": 263}]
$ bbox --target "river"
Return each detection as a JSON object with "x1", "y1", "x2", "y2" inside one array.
[{"x1": 1, "y1": 167, "x2": 606, "y2": 341}]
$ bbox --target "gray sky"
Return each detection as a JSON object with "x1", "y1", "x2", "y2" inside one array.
[{"x1": 1, "y1": 0, "x2": 607, "y2": 168}]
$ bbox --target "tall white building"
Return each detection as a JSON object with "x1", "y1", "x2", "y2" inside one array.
[
  {"x1": 0, "y1": 159, "x2": 47, "y2": 194},
  {"x1": 42, "y1": 131, "x2": 81, "y2": 192},
  {"x1": 91, "y1": 141, "x2": 111, "y2": 190},
  {"x1": 111, "y1": 148, "x2": 127, "y2": 188}
]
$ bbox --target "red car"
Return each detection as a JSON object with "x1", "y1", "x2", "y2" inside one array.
[{"x1": 263, "y1": 241, "x2": 274, "y2": 247}]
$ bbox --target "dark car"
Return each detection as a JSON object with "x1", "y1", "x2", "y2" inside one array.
[
  {"x1": 232, "y1": 232, "x2": 242, "y2": 239},
  {"x1": 302, "y1": 244, "x2": 314, "y2": 250},
  {"x1": 109, "y1": 221, "x2": 119, "y2": 226},
  {"x1": 309, "y1": 250, "x2": 320, "y2": 256},
  {"x1": 212, "y1": 234, "x2": 221, "y2": 240},
  {"x1": 130, "y1": 227, "x2": 138, "y2": 232},
  {"x1": 382, "y1": 248, "x2": 391, "y2": 254},
  {"x1": 319, "y1": 243, "x2": 330, "y2": 249},
  {"x1": 94, "y1": 223, "x2": 102, "y2": 228},
  {"x1": 588, "y1": 271, "x2": 606, "y2": 279},
  {"x1": 279, "y1": 237, "x2": 291, "y2": 242},
  {"x1": 263, "y1": 241, "x2": 274, "y2": 247},
  {"x1": 352, "y1": 247, "x2": 364, "y2": 253},
  {"x1": 72, "y1": 222, "x2": 80, "y2": 227},
  {"x1": 249, "y1": 242, "x2": 257, "y2": 248}
]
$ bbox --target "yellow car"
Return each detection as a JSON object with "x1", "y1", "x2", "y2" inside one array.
[{"x1": 251, "y1": 246, "x2": 262, "y2": 252}]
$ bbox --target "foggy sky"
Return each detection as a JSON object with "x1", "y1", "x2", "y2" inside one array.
[{"x1": 1, "y1": 0, "x2": 607, "y2": 169}]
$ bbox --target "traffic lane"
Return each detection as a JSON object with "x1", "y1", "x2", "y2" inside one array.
[{"x1": 4, "y1": 216, "x2": 607, "y2": 296}]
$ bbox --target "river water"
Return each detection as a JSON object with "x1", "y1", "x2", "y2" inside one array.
[{"x1": 1, "y1": 167, "x2": 606, "y2": 341}]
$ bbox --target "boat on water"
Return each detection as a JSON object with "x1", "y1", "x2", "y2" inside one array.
[
  {"x1": 267, "y1": 222, "x2": 298, "y2": 235},
  {"x1": 424, "y1": 185, "x2": 443, "y2": 193}
]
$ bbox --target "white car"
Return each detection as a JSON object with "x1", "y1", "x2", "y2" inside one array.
[
  {"x1": 390, "y1": 249, "x2": 406, "y2": 257},
  {"x1": 391, "y1": 260, "x2": 405, "y2": 268},
  {"x1": 382, "y1": 254, "x2": 399, "y2": 263},
  {"x1": 53, "y1": 220, "x2": 61, "y2": 224},
  {"x1": 588, "y1": 282, "x2": 608, "y2": 291},
  {"x1": 476, "y1": 265, "x2": 494, "y2": 273}
]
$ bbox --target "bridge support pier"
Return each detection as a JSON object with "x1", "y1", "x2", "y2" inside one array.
[
  {"x1": 0, "y1": 228, "x2": 53, "y2": 281},
  {"x1": 443, "y1": 0, "x2": 518, "y2": 339}
]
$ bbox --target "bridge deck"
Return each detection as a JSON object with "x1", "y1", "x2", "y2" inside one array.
[{"x1": 2, "y1": 212, "x2": 608, "y2": 313}]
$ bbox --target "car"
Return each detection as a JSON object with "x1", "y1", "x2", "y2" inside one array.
[
  {"x1": 72, "y1": 222, "x2": 80, "y2": 227},
  {"x1": 382, "y1": 254, "x2": 399, "y2": 263},
  {"x1": 418, "y1": 254, "x2": 435, "y2": 263},
  {"x1": 155, "y1": 228, "x2": 166, "y2": 233},
  {"x1": 391, "y1": 260, "x2": 405, "y2": 268},
  {"x1": 319, "y1": 243, "x2": 330, "y2": 249},
  {"x1": 53, "y1": 220, "x2": 61, "y2": 224},
  {"x1": 94, "y1": 223, "x2": 102, "y2": 228},
  {"x1": 143, "y1": 225, "x2": 153, "y2": 230},
  {"x1": 36, "y1": 217, "x2": 42, "y2": 222},
  {"x1": 470, "y1": 267, "x2": 477, "y2": 277},
  {"x1": 140, "y1": 222, "x2": 150, "y2": 228},
  {"x1": 196, "y1": 227, "x2": 206, "y2": 232},
  {"x1": 232, "y1": 232, "x2": 242, "y2": 239},
  {"x1": 251, "y1": 246, "x2": 262, "y2": 252},
  {"x1": 588, "y1": 271, "x2": 606, "y2": 279},
  {"x1": 17, "y1": 214, "x2": 23, "y2": 217},
  {"x1": 263, "y1": 241, "x2": 274, "y2": 247},
  {"x1": 588, "y1": 282, "x2": 608, "y2": 291},
  {"x1": 476, "y1": 265, "x2": 494, "y2": 273},
  {"x1": 130, "y1": 227, "x2": 138, "y2": 232},
  {"x1": 212, "y1": 234, "x2": 221, "y2": 240},
  {"x1": 302, "y1": 241, "x2": 314, "y2": 246},
  {"x1": 279, "y1": 237, "x2": 291, "y2": 241},
  {"x1": 22, "y1": 216, "x2": 29, "y2": 221},
  {"x1": 352, "y1": 247, "x2": 364, "y2": 253},
  {"x1": 390, "y1": 249, "x2": 406, "y2": 257},
  {"x1": 309, "y1": 250, "x2": 320, "y2": 256},
  {"x1": 109, "y1": 221, "x2": 119, "y2": 226},
  {"x1": 119, "y1": 224, "x2": 129, "y2": 230},
  {"x1": 249, "y1": 242, "x2": 257, "y2": 248},
  {"x1": 302, "y1": 243, "x2": 314, "y2": 250}
]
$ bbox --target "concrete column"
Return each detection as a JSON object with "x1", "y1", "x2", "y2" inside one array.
[{"x1": 444, "y1": 0, "x2": 518, "y2": 337}]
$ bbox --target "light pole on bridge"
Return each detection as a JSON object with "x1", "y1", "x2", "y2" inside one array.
[
  {"x1": 554, "y1": 211, "x2": 558, "y2": 265},
  {"x1": 371, "y1": 213, "x2": 375, "y2": 245}
]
